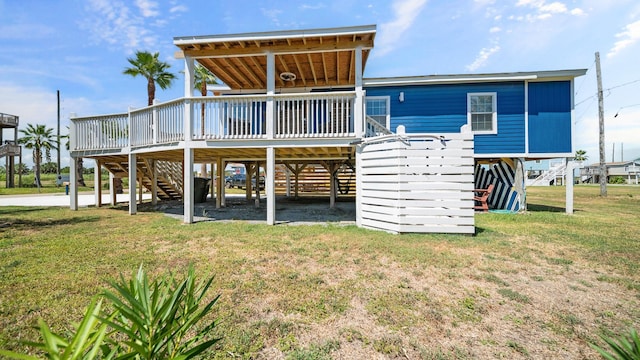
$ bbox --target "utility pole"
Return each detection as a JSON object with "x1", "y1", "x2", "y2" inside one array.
[
  {"x1": 595, "y1": 52, "x2": 607, "y2": 196},
  {"x1": 57, "y1": 90, "x2": 61, "y2": 175},
  {"x1": 612, "y1": 143, "x2": 615, "y2": 162}
]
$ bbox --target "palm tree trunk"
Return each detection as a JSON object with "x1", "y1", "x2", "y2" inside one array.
[
  {"x1": 34, "y1": 149, "x2": 42, "y2": 191},
  {"x1": 148, "y1": 77, "x2": 156, "y2": 106}
]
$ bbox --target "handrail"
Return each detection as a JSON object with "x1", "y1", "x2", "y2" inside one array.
[
  {"x1": 70, "y1": 91, "x2": 361, "y2": 151},
  {"x1": 364, "y1": 115, "x2": 392, "y2": 137},
  {"x1": 0, "y1": 112, "x2": 19, "y2": 127}
]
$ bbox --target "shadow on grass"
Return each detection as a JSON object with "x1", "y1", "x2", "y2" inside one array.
[
  {"x1": 109, "y1": 196, "x2": 357, "y2": 224},
  {"x1": 527, "y1": 204, "x2": 580, "y2": 213},
  {"x1": 0, "y1": 207, "x2": 51, "y2": 216},
  {"x1": 0, "y1": 214, "x2": 101, "y2": 231}
]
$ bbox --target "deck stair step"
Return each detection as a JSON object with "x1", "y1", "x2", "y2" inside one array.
[{"x1": 101, "y1": 158, "x2": 183, "y2": 200}]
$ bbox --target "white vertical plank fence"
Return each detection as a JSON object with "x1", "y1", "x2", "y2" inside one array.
[{"x1": 357, "y1": 130, "x2": 475, "y2": 234}]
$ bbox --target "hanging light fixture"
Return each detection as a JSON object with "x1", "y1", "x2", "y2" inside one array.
[{"x1": 279, "y1": 72, "x2": 296, "y2": 81}]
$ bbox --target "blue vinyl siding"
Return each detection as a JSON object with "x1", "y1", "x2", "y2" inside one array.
[
  {"x1": 365, "y1": 82, "x2": 525, "y2": 154},
  {"x1": 528, "y1": 81, "x2": 572, "y2": 153}
]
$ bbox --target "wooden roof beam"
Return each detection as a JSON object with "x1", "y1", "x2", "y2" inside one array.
[
  {"x1": 201, "y1": 59, "x2": 244, "y2": 88},
  {"x1": 182, "y1": 39, "x2": 373, "y2": 58},
  {"x1": 321, "y1": 53, "x2": 329, "y2": 84},
  {"x1": 277, "y1": 55, "x2": 294, "y2": 87},
  {"x1": 348, "y1": 51, "x2": 354, "y2": 83},
  {"x1": 292, "y1": 54, "x2": 307, "y2": 87},
  {"x1": 236, "y1": 57, "x2": 264, "y2": 88},
  {"x1": 220, "y1": 57, "x2": 258, "y2": 88},
  {"x1": 307, "y1": 53, "x2": 318, "y2": 85},
  {"x1": 335, "y1": 51, "x2": 340, "y2": 85}
]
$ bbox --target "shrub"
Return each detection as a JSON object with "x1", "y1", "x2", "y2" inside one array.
[
  {"x1": 591, "y1": 328, "x2": 640, "y2": 360},
  {"x1": 0, "y1": 265, "x2": 220, "y2": 360},
  {"x1": 609, "y1": 176, "x2": 627, "y2": 184}
]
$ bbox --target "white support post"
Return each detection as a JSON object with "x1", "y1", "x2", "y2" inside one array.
[
  {"x1": 70, "y1": 157, "x2": 78, "y2": 210},
  {"x1": 329, "y1": 162, "x2": 336, "y2": 209},
  {"x1": 566, "y1": 157, "x2": 574, "y2": 214},
  {"x1": 210, "y1": 162, "x2": 215, "y2": 200},
  {"x1": 216, "y1": 158, "x2": 223, "y2": 209},
  {"x1": 109, "y1": 172, "x2": 116, "y2": 206},
  {"x1": 266, "y1": 52, "x2": 275, "y2": 140},
  {"x1": 266, "y1": 147, "x2": 276, "y2": 225},
  {"x1": 354, "y1": 46, "x2": 364, "y2": 138},
  {"x1": 128, "y1": 153, "x2": 137, "y2": 215},
  {"x1": 285, "y1": 168, "x2": 291, "y2": 197},
  {"x1": 94, "y1": 160, "x2": 102, "y2": 207},
  {"x1": 183, "y1": 148, "x2": 194, "y2": 223},
  {"x1": 151, "y1": 160, "x2": 157, "y2": 205},
  {"x1": 183, "y1": 55, "x2": 195, "y2": 223},
  {"x1": 355, "y1": 146, "x2": 362, "y2": 227}
]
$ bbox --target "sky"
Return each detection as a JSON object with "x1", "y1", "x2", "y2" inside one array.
[{"x1": 1, "y1": 0, "x2": 639, "y2": 168}]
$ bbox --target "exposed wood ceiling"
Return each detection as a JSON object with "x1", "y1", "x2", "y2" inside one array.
[{"x1": 174, "y1": 25, "x2": 376, "y2": 91}]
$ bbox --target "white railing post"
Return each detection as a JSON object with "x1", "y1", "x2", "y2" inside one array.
[
  {"x1": 128, "y1": 106, "x2": 134, "y2": 147},
  {"x1": 152, "y1": 99, "x2": 158, "y2": 144},
  {"x1": 354, "y1": 45, "x2": 364, "y2": 138},
  {"x1": 69, "y1": 113, "x2": 77, "y2": 151},
  {"x1": 266, "y1": 52, "x2": 275, "y2": 140}
]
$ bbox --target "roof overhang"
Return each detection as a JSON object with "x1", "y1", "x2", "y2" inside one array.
[
  {"x1": 364, "y1": 69, "x2": 588, "y2": 87},
  {"x1": 174, "y1": 25, "x2": 376, "y2": 91}
]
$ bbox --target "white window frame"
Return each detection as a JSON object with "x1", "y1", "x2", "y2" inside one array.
[
  {"x1": 365, "y1": 96, "x2": 390, "y2": 129},
  {"x1": 467, "y1": 92, "x2": 497, "y2": 134}
]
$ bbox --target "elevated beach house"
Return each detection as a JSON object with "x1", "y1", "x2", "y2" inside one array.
[{"x1": 69, "y1": 25, "x2": 585, "y2": 234}]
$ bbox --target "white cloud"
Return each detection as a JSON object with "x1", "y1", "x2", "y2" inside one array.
[
  {"x1": 515, "y1": 0, "x2": 585, "y2": 22},
  {"x1": 490, "y1": 26, "x2": 501, "y2": 33},
  {"x1": 607, "y1": 20, "x2": 640, "y2": 58},
  {"x1": 570, "y1": 8, "x2": 584, "y2": 16},
  {"x1": 81, "y1": 0, "x2": 159, "y2": 52},
  {"x1": 0, "y1": 23, "x2": 56, "y2": 40},
  {"x1": 300, "y1": 3, "x2": 326, "y2": 10},
  {"x1": 574, "y1": 108, "x2": 640, "y2": 164},
  {"x1": 261, "y1": 8, "x2": 284, "y2": 27},
  {"x1": 170, "y1": 5, "x2": 188, "y2": 13},
  {"x1": 466, "y1": 45, "x2": 501, "y2": 71},
  {"x1": 375, "y1": 0, "x2": 429, "y2": 56},
  {"x1": 135, "y1": 0, "x2": 159, "y2": 17},
  {"x1": 539, "y1": 2, "x2": 567, "y2": 14}
]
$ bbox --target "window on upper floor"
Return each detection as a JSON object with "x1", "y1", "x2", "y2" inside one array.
[
  {"x1": 365, "y1": 96, "x2": 390, "y2": 129},
  {"x1": 467, "y1": 93, "x2": 497, "y2": 134}
]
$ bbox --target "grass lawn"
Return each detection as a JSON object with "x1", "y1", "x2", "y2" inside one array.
[{"x1": 0, "y1": 185, "x2": 638, "y2": 359}]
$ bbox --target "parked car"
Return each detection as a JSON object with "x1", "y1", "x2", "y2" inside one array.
[{"x1": 225, "y1": 174, "x2": 265, "y2": 189}]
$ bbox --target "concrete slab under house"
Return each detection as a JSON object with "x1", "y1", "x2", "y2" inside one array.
[{"x1": 68, "y1": 24, "x2": 586, "y2": 234}]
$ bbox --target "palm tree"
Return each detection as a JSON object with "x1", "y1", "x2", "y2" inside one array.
[
  {"x1": 19, "y1": 124, "x2": 57, "y2": 189},
  {"x1": 575, "y1": 149, "x2": 588, "y2": 162},
  {"x1": 123, "y1": 51, "x2": 177, "y2": 106},
  {"x1": 194, "y1": 64, "x2": 218, "y2": 177}
]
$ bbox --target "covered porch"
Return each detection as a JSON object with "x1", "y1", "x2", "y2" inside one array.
[{"x1": 69, "y1": 25, "x2": 377, "y2": 224}]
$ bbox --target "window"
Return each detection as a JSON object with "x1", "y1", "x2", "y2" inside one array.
[
  {"x1": 365, "y1": 96, "x2": 390, "y2": 129},
  {"x1": 467, "y1": 93, "x2": 497, "y2": 134}
]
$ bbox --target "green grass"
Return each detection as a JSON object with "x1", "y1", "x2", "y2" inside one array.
[{"x1": 0, "y1": 185, "x2": 639, "y2": 358}]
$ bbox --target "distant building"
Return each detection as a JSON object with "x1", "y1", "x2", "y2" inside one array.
[{"x1": 581, "y1": 159, "x2": 640, "y2": 184}]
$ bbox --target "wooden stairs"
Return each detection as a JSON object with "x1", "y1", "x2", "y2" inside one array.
[{"x1": 101, "y1": 157, "x2": 183, "y2": 200}]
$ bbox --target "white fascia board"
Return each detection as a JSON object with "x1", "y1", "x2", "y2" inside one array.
[
  {"x1": 474, "y1": 153, "x2": 574, "y2": 159},
  {"x1": 174, "y1": 24, "x2": 377, "y2": 46},
  {"x1": 365, "y1": 75, "x2": 538, "y2": 87},
  {"x1": 364, "y1": 69, "x2": 588, "y2": 87}
]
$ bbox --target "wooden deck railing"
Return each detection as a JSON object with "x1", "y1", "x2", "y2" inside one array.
[
  {"x1": 0, "y1": 112, "x2": 19, "y2": 127},
  {"x1": 70, "y1": 91, "x2": 361, "y2": 152}
]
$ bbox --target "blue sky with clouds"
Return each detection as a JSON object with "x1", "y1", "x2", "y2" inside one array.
[{"x1": 1, "y1": 0, "x2": 639, "y2": 167}]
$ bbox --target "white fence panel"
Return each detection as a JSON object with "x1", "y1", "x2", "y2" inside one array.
[{"x1": 357, "y1": 131, "x2": 475, "y2": 234}]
